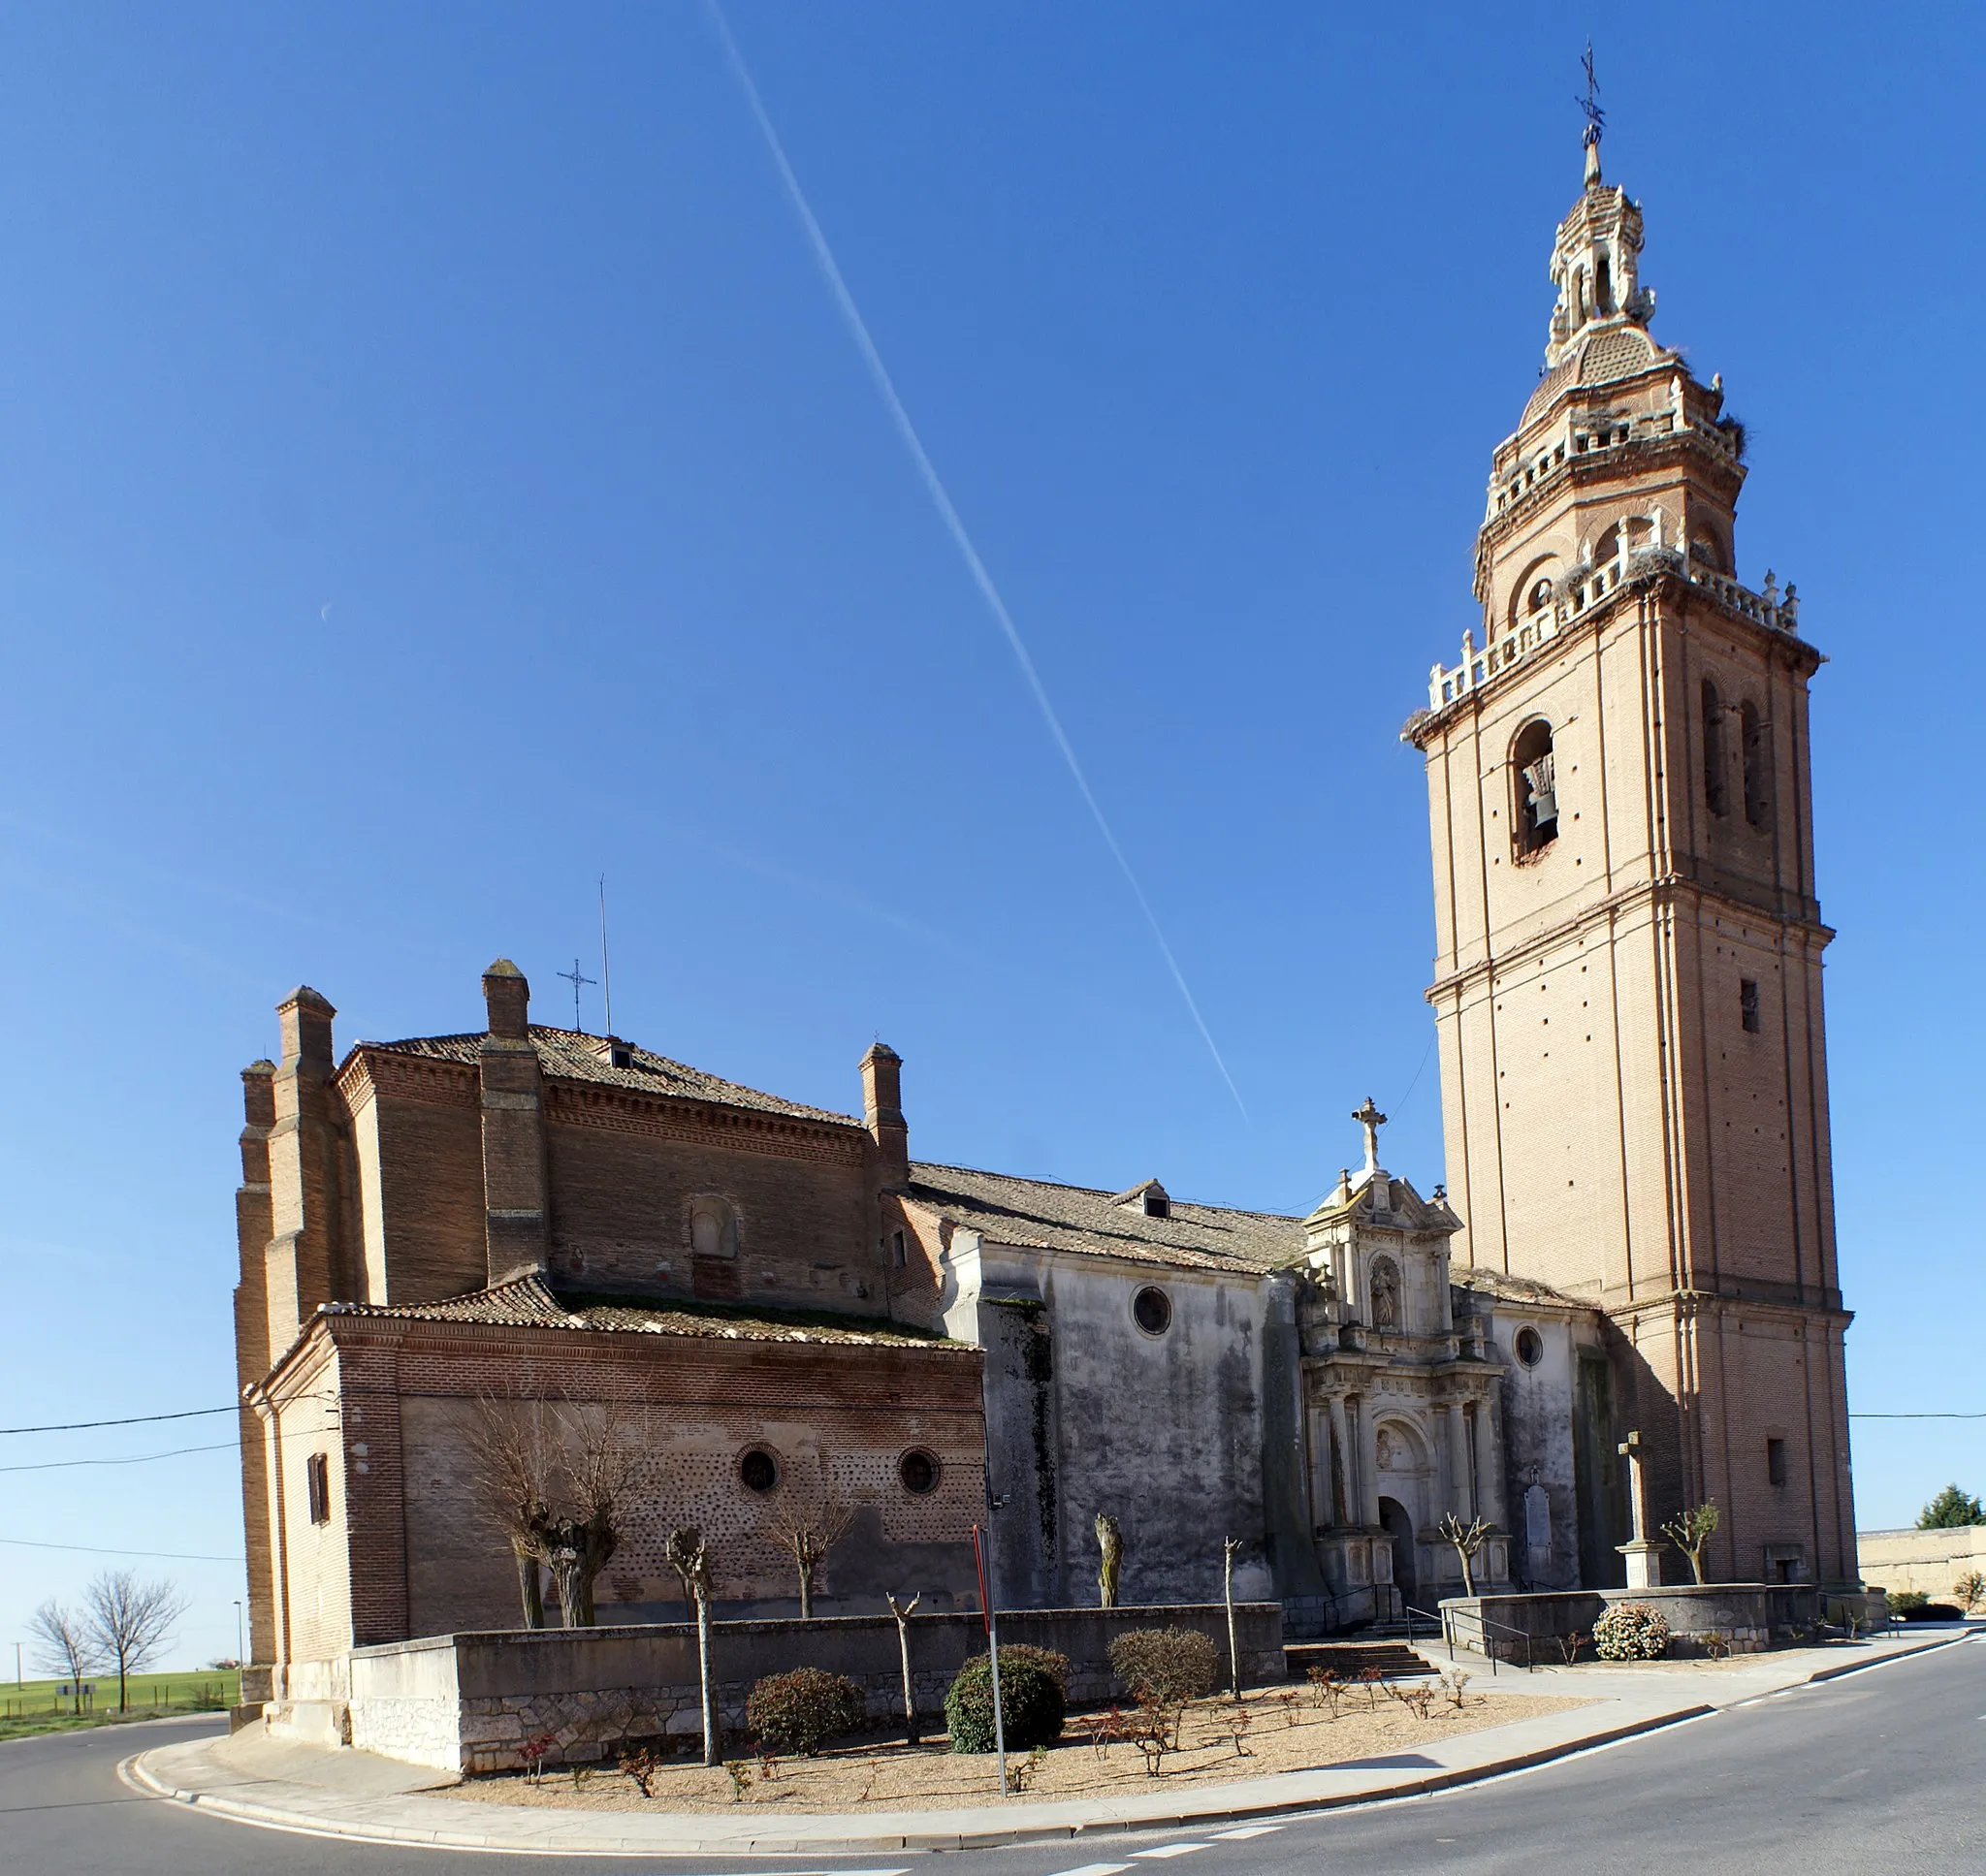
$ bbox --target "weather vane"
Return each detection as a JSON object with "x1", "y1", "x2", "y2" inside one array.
[{"x1": 1577, "y1": 41, "x2": 1605, "y2": 150}]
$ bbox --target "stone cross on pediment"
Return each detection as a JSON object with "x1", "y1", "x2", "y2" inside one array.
[{"x1": 1352, "y1": 1097, "x2": 1388, "y2": 1178}]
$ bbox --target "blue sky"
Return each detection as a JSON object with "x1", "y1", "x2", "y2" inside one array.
[{"x1": 1, "y1": 5, "x2": 1979, "y2": 1668}]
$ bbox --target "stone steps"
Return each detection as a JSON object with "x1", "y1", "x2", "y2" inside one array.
[{"x1": 1284, "y1": 1639, "x2": 1440, "y2": 1683}]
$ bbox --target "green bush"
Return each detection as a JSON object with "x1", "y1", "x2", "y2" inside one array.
[
  {"x1": 944, "y1": 1651, "x2": 1066, "y2": 1753},
  {"x1": 992, "y1": 1643, "x2": 1069, "y2": 1695},
  {"x1": 1592, "y1": 1603, "x2": 1670, "y2": 1661},
  {"x1": 745, "y1": 1669, "x2": 865, "y2": 1756},
  {"x1": 1108, "y1": 1628, "x2": 1220, "y2": 1704},
  {"x1": 1885, "y1": 1590, "x2": 1929, "y2": 1614}
]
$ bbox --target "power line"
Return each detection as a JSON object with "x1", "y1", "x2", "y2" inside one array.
[
  {"x1": 0, "y1": 1536, "x2": 243, "y2": 1564},
  {"x1": 0, "y1": 1405, "x2": 240, "y2": 1436},
  {"x1": 0, "y1": 1441, "x2": 239, "y2": 1476}
]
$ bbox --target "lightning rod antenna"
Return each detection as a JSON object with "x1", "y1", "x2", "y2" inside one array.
[{"x1": 598, "y1": 874, "x2": 615, "y2": 1039}]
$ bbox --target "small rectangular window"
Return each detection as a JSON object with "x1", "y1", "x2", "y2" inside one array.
[
  {"x1": 1741, "y1": 979, "x2": 1761, "y2": 1033},
  {"x1": 891, "y1": 1228, "x2": 907, "y2": 1269},
  {"x1": 1766, "y1": 1437, "x2": 1787, "y2": 1488},
  {"x1": 305, "y1": 1451, "x2": 332, "y2": 1525}
]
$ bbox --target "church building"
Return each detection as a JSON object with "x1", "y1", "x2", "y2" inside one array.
[{"x1": 233, "y1": 127, "x2": 1857, "y2": 1717}]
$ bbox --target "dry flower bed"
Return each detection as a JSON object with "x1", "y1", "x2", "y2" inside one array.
[{"x1": 446, "y1": 1682, "x2": 1591, "y2": 1815}]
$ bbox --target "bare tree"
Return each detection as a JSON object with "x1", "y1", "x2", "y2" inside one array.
[
  {"x1": 1438, "y1": 1513, "x2": 1492, "y2": 1598},
  {"x1": 667, "y1": 1527, "x2": 719, "y2": 1766},
  {"x1": 28, "y1": 1601, "x2": 101, "y2": 1714},
  {"x1": 82, "y1": 1573, "x2": 190, "y2": 1713},
  {"x1": 767, "y1": 1493, "x2": 854, "y2": 1619},
  {"x1": 1096, "y1": 1512, "x2": 1122, "y2": 1608},
  {"x1": 1660, "y1": 1502, "x2": 1720, "y2": 1586},
  {"x1": 1222, "y1": 1537, "x2": 1245, "y2": 1701},
  {"x1": 467, "y1": 1399, "x2": 630, "y2": 1628},
  {"x1": 886, "y1": 1592, "x2": 921, "y2": 1745}
]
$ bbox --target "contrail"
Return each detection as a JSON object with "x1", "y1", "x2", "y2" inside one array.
[{"x1": 703, "y1": 2, "x2": 1248, "y2": 1119}]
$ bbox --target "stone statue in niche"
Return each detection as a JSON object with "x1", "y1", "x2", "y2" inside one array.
[
  {"x1": 1375, "y1": 1426, "x2": 1399, "y2": 1469},
  {"x1": 1369, "y1": 1255, "x2": 1402, "y2": 1330}
]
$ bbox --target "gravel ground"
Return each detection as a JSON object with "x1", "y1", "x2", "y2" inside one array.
[{"x1": 445, "y1": 1685, "x2": 1592, "y2": 1815}]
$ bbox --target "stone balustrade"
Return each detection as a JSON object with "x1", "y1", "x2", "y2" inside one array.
[{"x1": 1426, "y1": 553, "x2": 1801, "y2": 713}]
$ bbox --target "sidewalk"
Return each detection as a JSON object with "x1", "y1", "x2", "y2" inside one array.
[{"x1": 124, "y1": 1630, "x2": 1969, "y2": 1856}]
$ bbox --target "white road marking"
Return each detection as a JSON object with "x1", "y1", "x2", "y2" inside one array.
[
  {"x1": 1045, "y1": 1864, "x2": 1134, "y2": 1876},
  {"x1": 1135, "y1": 1848, "x2": 1210, "y2": 1860},
  {"x1": 1210, "y1": 1826, "x2": 1285, "y2": 1838}
]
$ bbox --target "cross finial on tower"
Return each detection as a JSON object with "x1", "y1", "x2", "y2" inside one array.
[
  {"x1": 1578, "y1": 41, "x2": 1605, "y2": 183},
  {"x1": 556, "y1": 957, "x2": 597, "y2": 1032},
  {"x1": 1352, "y1": 1096, "x2": 1388, "y2": 1177}
]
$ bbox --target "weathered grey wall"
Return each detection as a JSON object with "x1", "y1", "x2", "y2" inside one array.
[
  {"x1": 348, "y1": 1602, "x2": 1286, "y2": 1773},
  {"x1": 1491, "y1": 1306, "x2": 1583, "y2": 1590},
  {"x1": 951, "y1": 1237, "x2": 1276, "y2": 1609}
]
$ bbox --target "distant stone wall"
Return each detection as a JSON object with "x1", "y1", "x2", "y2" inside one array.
[
  {"x1": 348, "y1": 1602, "x2": 1284, "y2": 1774},
  {"x1": 1856, "y1": 1527, "x2": 1986, "y2": 1603}
]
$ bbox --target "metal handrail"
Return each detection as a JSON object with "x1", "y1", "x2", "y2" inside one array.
[{"x1": 1436, "y1": 1603, "x2": 1539, "y2": 1674}]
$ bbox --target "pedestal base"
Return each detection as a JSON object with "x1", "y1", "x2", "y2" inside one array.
[{"x1": 1618, "y1": 1539, "x2": 1666, "y2": 1590}]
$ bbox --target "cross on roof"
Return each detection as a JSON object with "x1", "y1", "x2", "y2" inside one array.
[{"x1": 556, "y1": 957, "x2": 597, "y2": 1032}]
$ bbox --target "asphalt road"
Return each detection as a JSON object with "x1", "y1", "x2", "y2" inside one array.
[{"x1": 2, "y1": 1638, "x2": 1978, "y2": 1874}]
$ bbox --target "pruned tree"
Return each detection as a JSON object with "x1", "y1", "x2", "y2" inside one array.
[
  {"x1": 1660, "y1": 1501, "x2": 1720, "y2": 1586},
  {"x1": 82, "y1": 1572, "x2": 190, "y2": 1713},
  {"x1": 1953, "y1": 1570, "x2": 1985, "y2": 1616},
  {"x1": 1438, "y1": 1513, "x2": 1492, "y2": 1598},
  {"x1": 28, "y1": 1600, "x2": 101, "y2": 1714},
  {"x1": 1096, "y1": 1512, "x2": 1122, "y2": 1608},
  {"x1": 1222, "y1": 1536, "x2": 1245, "y2": 1701},
  {"x1": 766, "y1": 1493, "x2": 854, "y2": 1620},
  {"x1": 886, "y1": 1592, "x2": 921, "y2": 1744},
  {"x1": 667, "y1": 1526, "x2": 719, "y2": 1766},
  {"x1": 467, "y1": 1398, "x2": 630, "y2": 1629}
]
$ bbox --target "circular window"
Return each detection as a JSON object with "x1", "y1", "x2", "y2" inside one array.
[
  {"x1": 1515, "y1": 1326, "x2": 1544, "y2": 1369},
  {"x1": 898, "y1": 1448, "x2": 940, "y2": 1495},
  {"x1": 738, "y1": 1447, "x2": 780, "y2": 1494},
  {"x1": 1132, "y1": 1287, "x2": 1173, "y2": 1337}
]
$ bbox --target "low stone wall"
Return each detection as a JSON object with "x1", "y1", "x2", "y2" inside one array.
[
  {"x1": 348, "y1": 1602, "x2": 1284, "y2": 1774},
  {"x1": 1438, "y1": 1584, "x2": 1835, "y2": 1663}
]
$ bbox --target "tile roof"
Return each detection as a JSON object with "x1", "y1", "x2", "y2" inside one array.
[
  {"x1": 322, "y1": 1275, "x2": 957, "y2": 1348},
  {"x1": 909, "y1": 1162, "x2": 1302, "y2": 1275},
  {"x1": 1451, "y1": 1267, "x2": 1593, "y2": 1310},
  {"x1": 356, "y1": 1026, "x2": 860, "y2": 1126}
]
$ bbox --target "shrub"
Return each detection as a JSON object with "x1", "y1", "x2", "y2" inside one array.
[
  {"x1": 944, "y1": 1651, "x2": 1066, "y2": 1753},
  {"x1": 1108, "y1": 1628, "x2": 1220, "y2": 1705},
  {"x1": 996, "y1": 1643, "x2": 1071, "y2": 1696},
  {"x1": 1592, "y1": 1603, "x2": 1670, "y2": 1661},
  {"x1": 745, "y1": 1669, "x2": 865, "y2": 1757},
  {"x1": 1885, "y1": 1590, "x2": 1928, "y2": 1614}
]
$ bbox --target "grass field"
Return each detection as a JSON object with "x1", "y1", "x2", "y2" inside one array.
[{"x1": 0, "y1": 1669, "x2": 240, "y2": 1741}]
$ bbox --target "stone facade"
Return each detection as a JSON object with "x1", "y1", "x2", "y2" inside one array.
[{"x1": 1404, "y1": 136, "x2": 1857, "y2": 1588}]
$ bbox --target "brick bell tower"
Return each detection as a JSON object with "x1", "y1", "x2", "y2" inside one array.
[{"x1": 1403, "y1": 125, "x2": 1857, "y2": 1587}]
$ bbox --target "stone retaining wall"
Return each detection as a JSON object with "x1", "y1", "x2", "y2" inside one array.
[
  {"x1": 347, "y1": 1602, "x2": 1284, "y2": 1774},
  {"x1": 1437, "y1": 1583, "x2": 1855, "y2": 1663}
]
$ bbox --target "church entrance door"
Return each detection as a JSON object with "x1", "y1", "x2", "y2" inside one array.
[{"x1": 1379, "y1": 1496, "x2": 1417, "y2": 1608}]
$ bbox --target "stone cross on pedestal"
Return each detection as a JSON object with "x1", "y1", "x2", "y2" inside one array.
[
  {"x1": 1616, "y1": 1429, "x2": 1666, "y2": 1589},
  {"x1": 1353, "y1": 1097, "x2": 1388, "y2": 1177}
]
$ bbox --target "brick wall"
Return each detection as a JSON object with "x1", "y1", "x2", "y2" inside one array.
[{"x1": 265, "y1": 1313, "x2": 988, "y2": 1669}]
